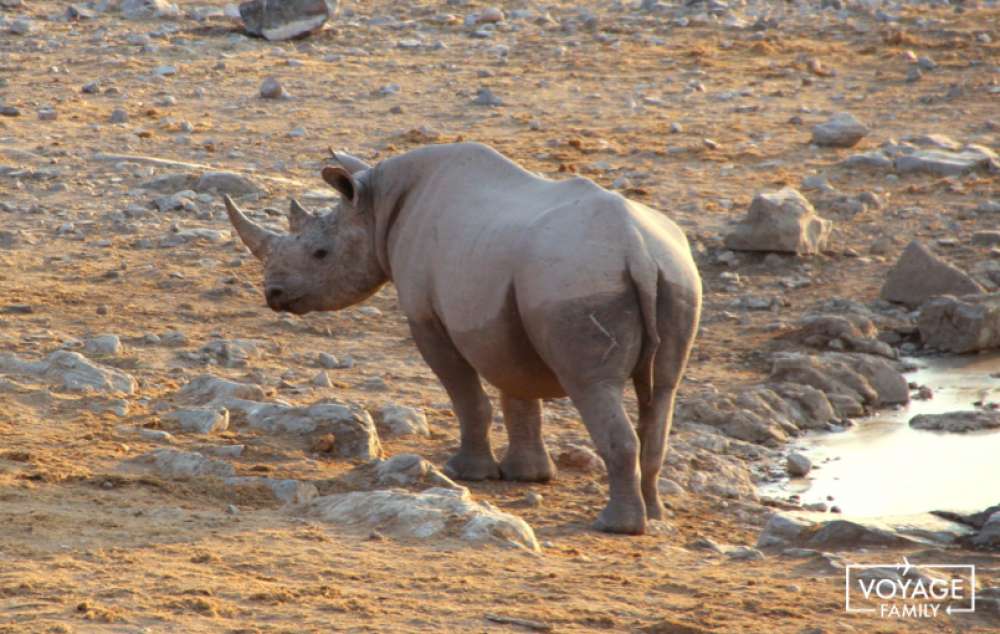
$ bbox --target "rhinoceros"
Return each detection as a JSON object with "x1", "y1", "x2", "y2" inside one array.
[{"x1": 225, "y1": 143, "x2": 701, "y2": 534}]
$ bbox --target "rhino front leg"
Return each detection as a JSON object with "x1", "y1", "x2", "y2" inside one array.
[
  {"x1": 499, "y1": 394, "x2": 556, "y2": 482},
  {"x1": 408, "y1": 317, "x2": 500, "y2": 481}
]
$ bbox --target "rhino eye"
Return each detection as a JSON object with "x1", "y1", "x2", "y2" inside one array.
[{"x1": 313, "y1": 248, "x2": 328, "y2": 260}]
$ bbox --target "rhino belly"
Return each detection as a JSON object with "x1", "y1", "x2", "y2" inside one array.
[{"x1": 448, "y1": 311, "x2": 565, "y2": 400}]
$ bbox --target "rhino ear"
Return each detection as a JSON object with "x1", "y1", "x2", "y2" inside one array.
[
  {"x1": 288, "y1": 199, "x2": 312, "y2": 233},
  {"x1": 329, "y1": 148, "x2": 371, "y2": 175},
  {"x1": 322, "y1": 166, "x2": 365, "y2": 208}
]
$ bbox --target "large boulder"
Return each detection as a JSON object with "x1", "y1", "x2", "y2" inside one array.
[
  {"x1": 768, "y1": 352, "x2": 909, "y2": 414},
  {"x1": 724, "y1": 188, "x2": 832, "y2": 255},
  {"x1": 792, "y1": 313, "x2": 896, "y2": 359},
  {"x1": 239, "y1": 0, "x2": 336, "y2": 41},
  {"x1": 298, "y1": 487, "x2": 539, "y2": 551},
  {"x1": 811, "y1": 112, "x2": 869, "y2": 148},
  {"x1": 880, "y1": 241, "x2": 982, "y2": 308},
  {"x1": 676, "y1": 382, "x2": 838, "y2": 445},
  {"x1": 918, "y1": 294, "x2": 1000, "y2": 353}
]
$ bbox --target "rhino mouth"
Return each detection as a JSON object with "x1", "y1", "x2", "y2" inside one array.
[{"x1": 267, "y1": 294, "x2": 309, "y2": 315}]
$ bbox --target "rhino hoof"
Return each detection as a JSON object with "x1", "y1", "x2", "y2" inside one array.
[
  {"x1": 443, "y1": 451, "x2": 500, "y2": 481},
  {"x1": 593, "y1": 504, "x2": 647, "y2": 535},
  {"x1": 499, "y1": 451, "x2": 556, "y2": 483}
]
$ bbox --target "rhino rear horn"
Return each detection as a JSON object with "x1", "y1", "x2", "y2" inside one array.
[
  {"x1": 288, "y1": 199, "x2": 313, "y2": 233},
  {"x1": 224, "y1": 195, "x2": 276, "y2": 260}
]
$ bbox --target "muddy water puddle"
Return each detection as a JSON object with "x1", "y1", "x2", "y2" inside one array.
[{"x1": 761, "y1": 354, "x2": 1000, "y2": 517}]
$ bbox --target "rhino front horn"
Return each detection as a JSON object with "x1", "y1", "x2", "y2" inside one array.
[{"x1": 224, "y1": 195, "x2": 276, "y2": 260}]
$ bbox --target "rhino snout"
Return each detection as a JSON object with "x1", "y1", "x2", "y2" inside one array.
[{"x1": 265, "y1": 286, "x2": 286, "y2": 310}]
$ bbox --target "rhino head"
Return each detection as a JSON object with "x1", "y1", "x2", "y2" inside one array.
[{"x1": 225, "y1": 152, "x2": 387, "y2": 315}]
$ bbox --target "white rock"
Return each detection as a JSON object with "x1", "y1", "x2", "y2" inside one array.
[
  {"x1": 224, "y1": 399, "x2": 381, "y2": 459},
  {"x1": 195, "y1": 171, "x2": 264, "y2": 196},
  {"x1": 84, "y1": 334, "x2": 122, "y2": 356},
  {"x1": 372, "y1": 454, "x2": 458, "y2": 489},
  {"x1": 225, "y1": 476, "x2": 318, "y2": 504},
  {"x1": 724, "y1": 188, "x2": 832, "y2": 255},
  {"x1": 165, "y1": 407, "x2": 230, "y2": 434},
  {"x1": 178, "y1": 374, "x2": 266, "y2": 404},
  {"x1": 0, "y1": 351, "x2": 137, "y2": 394},
  {"x1": 121, "y1": 0, "x2": 180, "y2": 20},
  {"x1": 378, "y1": 404, "x2": 430, "y2": 437},
  {"x1": 300, "y1": 487, "x2": 539, "y2": 551},
  {"x1": 136, "y1": 448, "x2": 235, "y2": 478}
]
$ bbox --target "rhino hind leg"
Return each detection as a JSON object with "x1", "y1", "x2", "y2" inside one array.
[
  {"x1": 635, "y1": 387, "x2": 678, "y2": 520},
  {"x1": 567, "y1": 383, "x2": 646, "y2": 534},
  {"x1": 498, "y1": 394, "x2": 556, "y2": 482},
  {"x1": 408, "y1": 317, "x2": 500, "y2": 481}
]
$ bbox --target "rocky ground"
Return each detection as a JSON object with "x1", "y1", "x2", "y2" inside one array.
[{"x1": 1, "y1": 0, "x2": 999, "y2": 632}]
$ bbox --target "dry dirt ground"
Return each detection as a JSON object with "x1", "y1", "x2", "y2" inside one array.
[{"x1": 1, "y1": 0, "x2": 999, "y2": 632}]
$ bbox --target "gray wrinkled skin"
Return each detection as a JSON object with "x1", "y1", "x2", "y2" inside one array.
[{"x1": 227, "y1": 143, "x2": 702, "y2": 534}]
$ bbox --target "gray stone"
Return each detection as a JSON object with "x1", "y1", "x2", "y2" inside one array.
[
  {"x1": 472, "y1": 87, "x2": 503, "y2": 106},
  {"x1": 758, "y1": 513, "x2": 920, "y2": 550},
  {"x1": 141, "y1": 173, "x2": 198, "y2": 193},
  {"x1": 840, "y1": 150, "x2": 893, "y2": 170},
  {"x1": 787, "y1": 452, "x2": 812, "y2": 477},
  {"x1": 727, "y1": 546, "x2": 765, "y2": 561},
  {"x1": 300, "y1": 487, "x2": 539, "y2": 551},
  {"x1": 9, "y1": 18, "x2": 34, "y2": 35},
  {"x1": 201, "y1": 338, "x2": 263, "y2": 367},
  {"x1": 109, "y1": 108, "x2": 129, "y2": 124},
  {"x1": 377, "y1": 404, "x2": 430, "y2": 437},
  {"x1": 553, "y1": 443, "x2": 605, "y2": 473},
  {"x1": 910, "y1": 411, "x2": 1000, "y2": 433},
  {"x1": 240, "y1": 0, "x2": 335, "y2": 41},
  {"x1": 972, "y1": 512, "x2": 1000, "y2": 548},
  {"x1": 195, "y1": 172, "x2": 264, "y2": 197},
  {"x1": 724, "y1": 188, "x2": 831, "y2": 255},
  {"x1": 811, "y1": 112, "x2": 868, "y2": 148},
  {"x1": 881, "y1": 241, "x2": 983, "y2": 308},
  {"x1": 259, "y1": 77, "x2": 288, "y2": 99}
]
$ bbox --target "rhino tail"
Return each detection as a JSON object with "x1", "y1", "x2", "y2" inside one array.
[{"x1": 627, "y1": 227, "x2": 661, "y2": 405}]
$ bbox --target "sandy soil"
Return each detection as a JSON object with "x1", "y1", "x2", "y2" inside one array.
[{"x1": 1, "y1": 1, "x2": 998, "y2": 632}]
